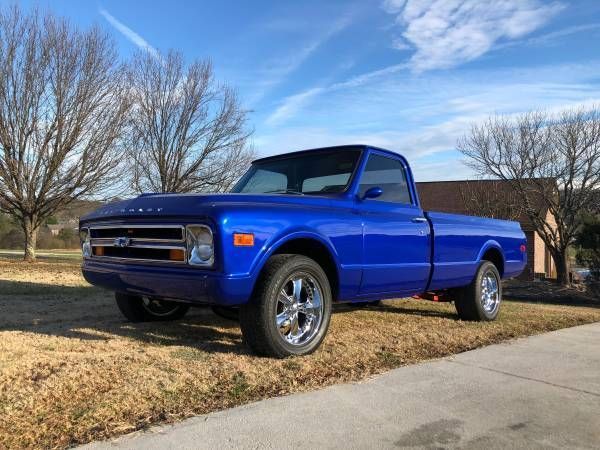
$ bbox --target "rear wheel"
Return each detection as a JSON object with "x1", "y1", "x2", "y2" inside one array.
[
  {"x1": 454, "y1": 261, "x2": 502, "y2": 321},
  {"x1": 115, "y1": 293, "x2": 190, "y2": 322},
  {"x1": 240, "y1": 254, "x2": 332, "y2": 358}
]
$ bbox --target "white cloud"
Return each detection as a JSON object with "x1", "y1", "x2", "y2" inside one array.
[
  {"x1": 525, "y1": 22, "x2": 600, "y2": 46},
  {"x1": 391, "y1": 36, "x2": 411, "y2": 50},
  {"x1": 255, "y1": 61, "x2": 600, "y2": 181},
  {"x1": 99, "y1": 8, "x2": 159, "y2": 59},
  {"x1": 381, "y1": 0, "x2": 408, "y2": 14},
  {"x1": 383, "y1": 0, "x2": 563, "y2": 72},
  {"x1": 248, "y1": 14, "x2": 353, "y2": 105},
  {"x1": 265, "y1": 87, "x2": 325, "y2": 126},
  {"x1": 273, "y1": 16, "x2": 350, "y2": 78},
  {"x1": 267, "y1": 0, "x2": 566, "y2": 125},
  {"x1": 265, "y1": 62, "x2": 409, "y2": 124}
]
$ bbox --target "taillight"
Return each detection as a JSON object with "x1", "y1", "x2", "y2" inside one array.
[{"x1": 520, "y1": 244, "x2": 526, "y2": 253}]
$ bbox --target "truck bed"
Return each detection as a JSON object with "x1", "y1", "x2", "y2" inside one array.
[{"x1": 426, "y1": 211, "x2": 526, "y2": 291}]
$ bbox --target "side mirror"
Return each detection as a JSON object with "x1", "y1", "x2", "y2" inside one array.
[{"x1": 362, "y1": 186, "x2": 383, "y2": 200}]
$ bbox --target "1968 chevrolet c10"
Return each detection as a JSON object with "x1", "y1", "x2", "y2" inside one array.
[{"x1": 80, "y1": 145, "x2": 526, "y2": 357}]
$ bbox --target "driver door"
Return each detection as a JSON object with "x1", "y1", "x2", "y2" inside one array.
[{"x1": 357, "y1": 152, "x2": 431, "y2": 295}]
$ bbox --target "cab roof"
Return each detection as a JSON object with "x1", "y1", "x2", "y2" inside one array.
[{"x1": 252, "y1": 145, "x2": 403, "y2": 164}]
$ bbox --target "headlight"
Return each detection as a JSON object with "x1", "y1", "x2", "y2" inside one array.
[
  {"x1": 80, "y1": 228, "x2": 92, "y2": 258},
  {"x1": 186, "y1": 225, "x2": 214, "y2": 266}
]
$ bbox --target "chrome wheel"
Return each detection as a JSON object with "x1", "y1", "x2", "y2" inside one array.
[
  {"x1": 480, "y1": 270, "x2": 500, "y2": 314},
  {"x1": 141, "y1": 297, "x2": 181, "y2": 317},
  {"x1": 276, "y1": 274, "x2": 324, "y2": 346}
]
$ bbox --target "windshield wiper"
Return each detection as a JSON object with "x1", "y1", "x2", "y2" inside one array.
[{"x1": 264, "y1": 189, "x2": 305, "y2": 195}]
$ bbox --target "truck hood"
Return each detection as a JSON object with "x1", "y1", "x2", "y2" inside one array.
[{"x1": 80, "y1": 192, "x2": 344, "y2": 222}]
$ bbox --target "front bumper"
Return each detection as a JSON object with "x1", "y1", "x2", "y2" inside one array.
[{"x1": 82, "y1": 259, "x2": 254, "y2": 306}]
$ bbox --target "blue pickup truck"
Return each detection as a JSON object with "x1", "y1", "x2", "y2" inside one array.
[{"x1": 80, "y1": 145, "x2": 526, "y2": 357}]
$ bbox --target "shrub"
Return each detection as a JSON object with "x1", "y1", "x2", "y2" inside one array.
[{"x1": 576, "y1": 215, "x2": 600, "y2": 280}]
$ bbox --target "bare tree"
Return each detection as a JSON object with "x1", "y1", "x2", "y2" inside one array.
[
  {"x1": 0, "y1": 6, "x2": 130, "y2": 261},
  {"x1": 458, "y1": 180, "x2": 523, "y2": 221},
  {"x1": 458, "y1": 108, "x2": 600, "y2": 285},
  {"x1": 127, "y1": 50, "x2": 254, "y2": 194}
]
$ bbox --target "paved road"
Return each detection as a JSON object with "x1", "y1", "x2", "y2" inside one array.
[{"x1": 83, "y1": 323, "x2": 600, "y2": 449}]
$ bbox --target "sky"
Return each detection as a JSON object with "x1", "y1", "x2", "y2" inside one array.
[{"x1": 11, "y1": 0, "x2": 600, "y2": 181}]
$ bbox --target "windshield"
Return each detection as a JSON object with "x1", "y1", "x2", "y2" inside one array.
[{"x1": 231, "y1": 149, "x2": 362, "y2": 194}]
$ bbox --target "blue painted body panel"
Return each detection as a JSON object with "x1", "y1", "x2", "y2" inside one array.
[
  {"x1": 425, "y1": 211, "x2": 526, "y2": 290},
  {"x1": 81, "y1": 145, "x2": 527, "y2": 305}
]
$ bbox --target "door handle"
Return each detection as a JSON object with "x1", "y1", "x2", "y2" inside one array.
[{"x1": 411, "y1": 217, "x2": 428, "y2": 223}]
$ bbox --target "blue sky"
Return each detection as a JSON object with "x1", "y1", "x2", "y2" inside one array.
[{"x1": 12, "y1": 0, "x2": 600, "y2": 181}]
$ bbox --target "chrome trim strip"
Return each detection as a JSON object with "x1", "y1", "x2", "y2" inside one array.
[
  {"x1": 88, "y1": 224, "x2": 185, "y2": 242},
  {"x1": 91, "y1": 242, "x2": 186, "y2": 251},
  {"x1": 90, "y1": 255, "x2": 188, "y2": 265},
  {"x1": 90, "y1": 224, "x2": 184, "y2": 229}
]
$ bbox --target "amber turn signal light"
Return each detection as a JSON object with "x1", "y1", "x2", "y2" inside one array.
[
  {"x1": 93, "y1": 246, "x2": 105, "y2": 256},
  {"x1": 169, "y1": 248, "x2": 185, "y2": 261},
  {"x1": 233, "y1": 233, "x2": 254, "y2": 247}
]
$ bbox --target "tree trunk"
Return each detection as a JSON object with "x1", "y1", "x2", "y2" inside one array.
[
  {"x1": 23, "y1": 217, "x2": 38, "y2": 262},
  {"x1": 553, "y1": 249, "x2": 570, "y2": 286}
]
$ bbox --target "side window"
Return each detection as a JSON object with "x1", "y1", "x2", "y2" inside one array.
[{"x1": 358, "y1": 154, "x2": 412, "y2": 204}]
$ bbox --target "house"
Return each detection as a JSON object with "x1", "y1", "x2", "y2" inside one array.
[
  {"x1": 47, "y1": 219, "x2": 78, "y2": 236},
  {"x1": 416, "y1": 179, "x2": 558, "y2": 281},
  {"x1": 47, "y1": 224, "x2": 62, "y2": 236}
]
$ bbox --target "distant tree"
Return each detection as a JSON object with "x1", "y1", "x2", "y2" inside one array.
[
  {"x1": 576, "y1": 214, "x2": 600, "y2": 280},
  {"x1": 458, "y1": 181, "x2": 523, "y2": 221},
  {"x1": 126, "y1": 50, "x2": 254, "y2": 194},
  {"x1": 1, "y1": 228, "x2": 24, "y2": 249},
  {"x1": 0, "y1": 5, "x2": 130, "y2": 261},
  {"x1": 458, "y1": 108, "x2": 600, "y2": 286},
  {"x1": 60, "y1": 227, "x2": 78, "y2": 246},
  {"x1": 0, "y1": 213, "x2": 13, "y2": 235}
]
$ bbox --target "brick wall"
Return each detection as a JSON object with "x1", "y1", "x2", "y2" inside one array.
[
  {"x1": 518, "y1": 230, "x2": 536, "y2": 281},
  {"x1": 533, "y1": 231, "x2": 546, "y2": 274}
]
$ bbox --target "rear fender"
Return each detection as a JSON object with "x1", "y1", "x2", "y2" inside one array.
[{"x1": 476, "y1": 240, "x2": 505, "y2": 276}]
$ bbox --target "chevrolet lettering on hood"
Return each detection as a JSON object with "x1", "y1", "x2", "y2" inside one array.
[{"x1": 96, "y1": 206, "x2": 164, "y2": 216}]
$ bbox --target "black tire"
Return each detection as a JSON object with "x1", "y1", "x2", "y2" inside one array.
[
  {"x1": 454, "y1": 261, "x2": 502, "y2": 321},
  {"x1": 211, "y1": 305, "x2": 240, "y2": 321},
  {"x1": 240, "y1": 254, "x2": 332, "y2": 358},
  {"x1": 115, "y1": 293, "x2": 190, "y2": 322}
]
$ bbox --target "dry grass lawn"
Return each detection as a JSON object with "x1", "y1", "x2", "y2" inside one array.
[{"x1": 1, "y1": 255, "x2": 599, "y2": 449}]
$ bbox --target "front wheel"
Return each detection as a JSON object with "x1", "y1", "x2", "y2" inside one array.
[
  {"x1": 115, "y1": 293, "x2": 190, "y2": 322},
  {"x1": 454, "y1": 261, "x2": 502, "y2": 321},
  {"x1": 240, "y1": 254, "x2": 332, "y2": 358}
]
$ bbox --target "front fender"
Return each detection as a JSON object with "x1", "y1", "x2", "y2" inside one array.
[
  {"x1": 249, "y1": 229, "x2": 342, "y2": 278},
  {"x1": 215, "y1": 202, "x2": 363, "y2": 300}
]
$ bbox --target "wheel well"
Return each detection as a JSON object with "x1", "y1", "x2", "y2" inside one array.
[
  {"x1": 272, "y1": 238, "x2": 339, "y2": 300},
  {"x1": 482, "y1": 248, "x2": 504, "y2": 276}
]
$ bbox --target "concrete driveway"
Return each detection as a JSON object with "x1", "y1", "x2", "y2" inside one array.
[{"x1": 82, "y1": 322, "x2": 600, "y2": 449}]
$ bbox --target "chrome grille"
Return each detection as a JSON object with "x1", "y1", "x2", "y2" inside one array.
[
  {"x1": 88, "y1": 224, "x2": 186, "y2": 264},
  {"x1": 89, "y1": 224, "x2": 184, "y2": 242}
]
